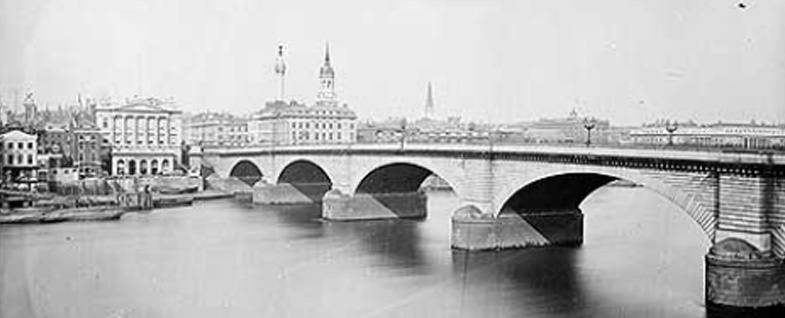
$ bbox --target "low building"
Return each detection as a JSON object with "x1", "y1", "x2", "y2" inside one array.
[
  {"x1": 94, "y1": 97, "x2": 183, "y2": 176},
  {"x1": 39, "y1": 122, "x2": 110, "y2": 177},
  {"x1": 507, "y1": 109, "x2": 611, "y2": 144},
  {"x1": 0, "y1": 130, "x2": 38, "y2": 186},
  {"x1": 184, "y1": 112, "x2": 249, "y2": 147},
  {"x1": 629, "y1": 122, "x2": 785, "y2": 149}
]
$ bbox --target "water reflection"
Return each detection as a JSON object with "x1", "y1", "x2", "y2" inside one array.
[{"x1": 326, "y1": 219, "x2": 432, "y2": 275}]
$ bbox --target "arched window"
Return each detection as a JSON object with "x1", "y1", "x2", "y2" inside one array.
[
  {"x1": 117, "y1": 159, "x2": 125, "y2": 176},
  {"x1": 162, "y1": 159, "x2": 170, "y2": 173},
  {"x1": 128, "y1": 160, "x2": 137, "y2": 175},
  {"x1": 140, "y1": 159, "x2": 148, "y2": 175},
  {"x1": 151, "y1": 159, "x2": 159, "y2": 175}
]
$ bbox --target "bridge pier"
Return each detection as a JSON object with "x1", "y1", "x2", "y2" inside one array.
[
  {"x1": 452, "y1": 206, "x2": 583, "y2": 250},
  {"x1": 322, "y1": 189, "x2": 427, "y2": 220},
  {"x1": 253, "y1": 182, "x2": 332, "y2": 205},
  {"x1": 705, "y1": 238, "x2": 785, "y2": 309}
]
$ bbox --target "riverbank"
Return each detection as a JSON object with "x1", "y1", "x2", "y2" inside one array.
[
  {"x1": 0, "y1": 206, "x2": 126, "y2": 224},
  {"x1": 0, "y1": 189, "x2": 235, "y2": 225}
]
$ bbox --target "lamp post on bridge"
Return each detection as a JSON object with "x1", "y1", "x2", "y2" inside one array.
[
  {"x1": 583, "y1": 117, "x2": 596, "y2": 147},
  {"x1": 487, "y1": 124, "x2": 499, "y2": 153},
  {"x1": 398, "y1": 118, "x2": 407, "y2": 150},
  {"x1": 665, "y1": 120, "x2": 678, "y2": 146}
]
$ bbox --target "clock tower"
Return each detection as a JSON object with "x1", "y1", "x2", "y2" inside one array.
[{"x1": 316, "y1": 43, "x2": 338, "y2": 107}]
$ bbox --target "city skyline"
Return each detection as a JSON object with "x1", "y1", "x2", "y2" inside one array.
[{"x1": 2, "y1": 0, "x2": 785, "y2": 125}]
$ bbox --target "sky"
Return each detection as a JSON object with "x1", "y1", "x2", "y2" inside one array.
[{"x1": 1, "y1": 0, "x2": 784, "y2": 125}]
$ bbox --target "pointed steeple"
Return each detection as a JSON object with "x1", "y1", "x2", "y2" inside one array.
[
  {"x1": 324, "y1": 42, "x2": 331, "y2": 65},
  {"x1": 424, "y1": 82, "x2": 435, "y2": 119},
  {"x1": 317, "y1": 42, "x2": 337, "y2": 106},
  {"x1": 319, "y1": 42, "x2": 335, "y2": 79}
]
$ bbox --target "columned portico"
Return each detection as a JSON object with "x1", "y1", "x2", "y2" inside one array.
[{"x1": 95, "y1": 97, "x2": 183, "y2": 177}]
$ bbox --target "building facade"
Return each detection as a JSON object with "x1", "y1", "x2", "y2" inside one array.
[
  {"x1": 184, "y1": 112, "x2": 249, "y2": 147},
  {"x1": 629, "y1": 122, "x2": 785, "y2": 149},
  {"x1": 0, "y1": 130, "x2": 38, "y2": 185},
  {"x1": 39, "y1": 123, "x2": 109, "y2": 177},
  {"x1": 94, "y1": 97, "x2": 183, "y2": 176},
  {"x1": 248, "y1": 45, "x2": 357, "y2": 146}
]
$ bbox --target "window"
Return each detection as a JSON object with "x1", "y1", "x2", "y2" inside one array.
[
  {"x1": 28, "y1": 142, "x2": 33, "y2": 149},
  {"x1": 6, "y1": 154, "x2": 12, "y2": 165},
  {"x1": 27, "y1": 154, "x2": 32, "y2": 165},
  {"x1": 18, "y1": 142, "x2": 23, "y2": 149},
  {"x1": 7, "y1": 142, "x2": 12, "y2": 149},
  {"x1": 103, "y1": 118, "x2": 108, "y2": 128},
  {"x1": 338, "y1": 123, "x2": 342, "y2": 129}
]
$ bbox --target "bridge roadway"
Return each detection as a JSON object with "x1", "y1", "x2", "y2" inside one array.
[{"x1": 191, "y1": 143, "x2": 785, "y2": 310}]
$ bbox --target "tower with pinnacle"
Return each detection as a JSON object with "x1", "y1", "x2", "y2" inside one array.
[
  {"x1": 23, "y1": 91, "x2": 37, "y2": 125},
  {"x1": 424, "y1": 82, "x2": 435, "y2": 119},
  {"x1": 274, "y1": 45, "x2": 287, "y2": 101},
  {"x1": 316, "y1": 43, "x2": 338, "y2": 107}
]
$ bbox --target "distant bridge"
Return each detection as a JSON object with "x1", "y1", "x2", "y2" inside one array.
[{"x1": 190, "y1": 143, "x2": 785, "y2": 309}]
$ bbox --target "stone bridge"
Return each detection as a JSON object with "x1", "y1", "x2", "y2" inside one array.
[{"x1": 190, "y1": 143, "x2": 785, "y2": 309}]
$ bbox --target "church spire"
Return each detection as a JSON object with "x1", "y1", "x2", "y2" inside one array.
[
  {"x1": 424, "y1": 82, "x2": 435, "y2": 119},
  {"x1": 317, "y1": 42, "x2": 337, "y2": 106},
  {"x1": 324, "y1": 42, "x2": 331, "y2": 65}
]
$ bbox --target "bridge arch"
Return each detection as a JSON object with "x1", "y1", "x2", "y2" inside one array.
[
  {"x1": 229, "y1": 160, "x2": 264, "y2": 187},
  {"x1": 351, "y1": 161, "x2": 462, "y2": 197},
  {"x1": 276, "y1": 159, "x2": 334, "y2": 202},
  {"x1": 495, "y1": 166, "x2": 717, "y2": 239}
]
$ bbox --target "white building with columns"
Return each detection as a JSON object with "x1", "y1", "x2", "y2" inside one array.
[{"x1": 95, "y1": 97, "x2": 183, "y2": 176}]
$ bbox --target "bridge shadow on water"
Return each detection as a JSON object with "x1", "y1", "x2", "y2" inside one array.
[
  {"x1": 324, "y1": 218, "x2": 432, "y2": 275},
  {"x1": 253, "y1": 201, "x2": 432, "y2": 275}
]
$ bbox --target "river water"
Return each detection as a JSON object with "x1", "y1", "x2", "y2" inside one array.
[{"x1": 0, "y1": 186, "x2": 714, "y2": 318}]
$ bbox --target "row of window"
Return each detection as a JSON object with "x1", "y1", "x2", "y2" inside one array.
[
  {"x1": 103, "y1": 118, "x2": 174, "y2": 129},
  {"x1": 117, "y1": 139, "x2": 177, "y2": 145},
  {"x1": 6, "y1": 154, "x2": 34, "y2": 165},
  {"x1": 3, "y1": 142, "x2": 35, "y2": 150},
  {"x1": 290, "y1": 131, "x2": 355, "y2": 141},
  {"x1": 115, "y1": 158, "x2": 172, "y2": 176},
  {"x1": 290, "y1": 122, "x2": 354, "y2": 130},
  {"x1": 216, "y1": 126, "x2": 248, "y2": 132}
]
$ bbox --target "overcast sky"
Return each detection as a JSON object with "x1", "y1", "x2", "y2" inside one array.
[{"x1": 1, "y1": 0, "x2": 784, "y2": 125}]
